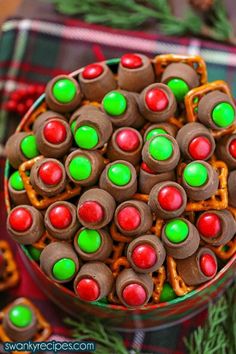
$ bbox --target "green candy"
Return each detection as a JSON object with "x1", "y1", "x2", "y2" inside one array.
[
  {"x1": 108, "y1": 163, "x2": 131, "y2": 186},
  {"x1": 20, "y1": 135, "x2": 39, "y2": 159},
  {"x1": 212, "y1": 102, "x2": 235, "y2": 128},
  {"x1": 69, "y1": 156, "x2": 92, "y2": 181},
  {"x1": 167, "y1": 78, "x2": 189, "y2": 102},
  {"x1": 103, "y1": 91, "x2": 127, "y2": 116},
  {"x1": 145, "y1": 128, "x2": 167, "y2": 141},
  {"x1": 74, "y1": 125, "x2": 99, "y2": 149},
  {"x1": 9, "y1": 171, "x2": 24, "y2": 191},
  {"x1": 27, "y1": 246, "x2": 42, "y2": 261},
  {"x1": 183, "y1": 162, "x2": 208, "y2": 187},
  {"x1": 52, "y1": 78, "x2": 77, "y2": 103},
  {"x1": 9, "y1": 305, "x2": 33, "y2": 328},
  {"x1": 52, "y1": 258, "x2": 76, "y2": 281},
  {"x1": 77, "y1": 229, "x2": 102, "y2": 253},
  {"x1": 165, "y1": 219, "x2": 189, "y2": 243},
  {"x1": 149, "y1": 136, "x2": 173, "y2": 161},
  {"x1": 70, "y1": 121, "x2": 76, "y2": 135},
  {"x1": 160, "y1": 283, "x2": 177, "y2": 302}
]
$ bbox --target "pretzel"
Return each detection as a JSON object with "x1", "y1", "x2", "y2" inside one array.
[
  {"x1": 132, "y1": 193, "x2": 149, "y2": 203},
  {"x1": 150, "y1": 218, "x2": 164, "y2": 238},
  {"x1": 185, "y1": 80, "x2": 236, "y2": 138},
  {"x1": 31, "y1": 231, "x2": 57, "y2": 251},
  {"x1": 154, "y1": 54, "x2": 207, "y2": 85},
  {"x1": 0, "y1": 297, "x2": 52, "y2": 354},
  {"x1": 110, "y1": 223, "x2": 132, "y2": 243},
  {"x1": 151, "y1": 266, "x2": 166, "y2": 303},
  {"x1": 208, "y1": 237, "x2": 236, "y2": 260},
  {"x1": 0, "y1": 241, "x2": 19, "y2": 292},
  {"x1": 177, "y1": 157, "x2": 228, "y2": 211},
  {"x1": 167, "y1": 256, "x2": 194, "y2": 296},
  {"x1": 19, "y1": 156, "x2": 81, "y2": 210},
  {"x1": 107, "y1": 257, "x2": 130, "y2": 305},
  {"x1": 21, "y1": 102, "x2": 47, "y2": 132}
]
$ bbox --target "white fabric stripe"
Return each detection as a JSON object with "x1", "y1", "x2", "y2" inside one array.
[
  {"x1": 188, "y1": 38, "x2": 201, "y2": 56},
  {"x1": 2, "y1": 19, "x2": 236, "y2": 66},
  {"x1": 130, "y1": 329, "x2": 145, "y2": 353}
]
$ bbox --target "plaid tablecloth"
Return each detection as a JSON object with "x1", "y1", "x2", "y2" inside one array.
[{"x1": 1, "y1": 12, "x2": 236, "y2": 354}]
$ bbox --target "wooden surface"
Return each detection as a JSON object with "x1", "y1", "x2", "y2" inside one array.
[{"x1": 0, "y1": 0, "x2": 22, "y2": 24}]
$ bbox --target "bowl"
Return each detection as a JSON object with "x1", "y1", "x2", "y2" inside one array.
[{"x1": 4, "y1": 58, "x2": 236, "y2": 330}]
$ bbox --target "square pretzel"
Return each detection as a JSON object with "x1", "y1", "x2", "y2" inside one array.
[
  {"x1": 184, "y1": 80, "x2": 236, "y2": 138},
  {"x1": 207, "y1": 236, "x2": 236, "y2": 260},
  {"x1": 177, "y1": 157, "x2": 228, "y2": 212},
  {"x1": 0, "y1": 297, "x2": 52, "y2": 354},
  {"x1": 0, "y1": 241, "x2": 19, "y2": 292},
  {"x1": 31, "y1": 231, "x2": 56, "y2": 251},
  {"x1": 154, "y1": 54, "x2": 207, "y2": 85},
  {"x1": 18, "y1": 156, "x2": 82, "y2": 210}
]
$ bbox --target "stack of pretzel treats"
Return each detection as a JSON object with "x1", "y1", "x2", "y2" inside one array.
[{"x1": 5, "y1": 54, "x2": 236, "y2": 309}]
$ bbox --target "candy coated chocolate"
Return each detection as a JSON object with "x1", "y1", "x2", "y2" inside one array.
[
  {"x1": 176, "y1": 247, "x2": 218, "y2": 285},
  {"x1": 44, "y1": 201, "x2": 80, "y2": 240},
  {"x1": 118, "y1": 54, "x2": 155, "y2": 92},
  {"x1": 196, "y1": 209, "x2": 236, "y2": 246},
  {"x1": 116, "y1": 268, "x2": 153, "y2": 308},
  {"x1": 161, "y1": 218, "x2": 200, "y2": 259},
  {"x1": 127, "y1": 235, "x2": 166, "y2": 273},
  {"x1": 144, "y1": 122, "x2": 178, "y2": 141},
  {"x1": 74, "y1": 262, "x2": 113, "y2": 301},
  {"x1": 40, "y1": 242, "x2": 79, "y2": 283},
  {"x1": 3, "y1": 301, "x2": 37, "y2": 341},
  {"x1": 45, "y1": 75, "x2": 82, "y2": 113},
  {"x1": 74, "y1": 228, "x2": 113, "y2": 261},
  {"x1": 198, "y1": 91, "x2": 236, "y2": 130},
  {"x1": 216, "y1": 134, "x2": 236, "y2": 170},
  {"x1": 176, "y1": 122, "x2": 215, "y2": 161},
  {"x1": 114, "y1": 200, "x2": 153, "y2": 236},
  {"x1": 79, "y1": 63, "x2": 117, "y2": 102},
  {"x1": 33, "y1": 110, "x2": 67, "y2": 133},
  {"x1": 7, "y1": 205, "x2": 44, "y2": 245},
  {"x1": 148, "y1": 181, "x2": 187, "y2": 219},
  {"x1": 99, "y1": 160, "x2": 137, "y2": 202},
  {"x1": 138, "y1": 83, "x2": 177, "y2": 122}
]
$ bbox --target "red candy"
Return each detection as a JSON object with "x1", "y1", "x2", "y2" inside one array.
[
  {"x1": 76, "y1": 278, "x2": 100, "y2": 301},
  {"x1": 117, "y1": 206, "x2": 141, "y2": 231},
  {"x1": 43, "y1": 120, "x2": 67, "y2": 144},
  {"x1": 39, "y1": 161, "x2": 63, "y2": 185},
  {"x1": 122, "y1": 283, "x2": 147, "y2": 306},
  {"x1": 49, "y1": 205, "x2": 72, "y2": 229},
  {"x1": 141, "y1": 162, "x2": 156, "y2": 174},
  {"x1": 197, "y1": 213, "x2": 221, "y2": 238},
  {"x1": 145, "y1": 88, "x2": 169, "y2": 112},
  {"x1": 158, "y1": 186, "x2": 183, "y2": 211},
  {"x1": 116, "y1": 129, "x2": 140, "y2": 152},
  {"x1": 121, "y1": 54, "x2": 143, "y2": 69},
  {"x1": 78, "y1": 201, "x2": 104, "y2": 223},
  {"x1": 131, "y1": 244, "x2": 157, "y2": 269},
  {"x1": 82, "y1": 64, "x2": 104, "y2": 80},
  {"x1": 9, "y1": 208, "x2": 33, "y2": 232},
  {"x1": 188, "y1": 136, "x2": 211, "y2": 160},
  {"x1": 200, "y1": 254, "x2": 217, "y2": 277},
  {"x1": 229, "y1": 139, "x2": 236, "y2": 159}
]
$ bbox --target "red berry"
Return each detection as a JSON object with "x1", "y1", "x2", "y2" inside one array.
[
  {"x1": 38, "y1": 161, "x2": 63, "y2": 185},
  {"x1": 145, "y1": 88, "x2": 169, "y2": 112},
  {"x1": 131, "y1": 244, "x2": 157, "y2": 269},
  {"x1": 78, "y1": 201, "x2": 104, "y2": 223},
  {"x1": 82, "y1": 64, "x2": 104, "y2": 80},
  {"x1": 200, "y1": 254, "x2": 217, "y2": 277},
  {"x1": 121, "y1": 54, "x2": 143, "y2": 69},
  {"x1": 17, "y1": 103, "x2": 27, "y2": 115},
  {"x1": 140, "y1": 162, "x2": 156, "y2": 174},
  {"x1": 5, "y1": 100, "x2": 17, "y2": 111},
  {"x1": 158, "y1": 186, "x2": 183, "y2": 211},
  {"x1": 197, "y1": 213, "x2": 221, "y2": 238},
  {"x1": 27, "y1": 85, "x2": 37, "y2": 95},
  {"x1": 26, "y1": 98, "x2": 34, "y2": 108},
  {"x1": 122, "y1": 283, "x2": 147, "y2": 306},
  {"x1": 229, "y1": 139, "x2": 236, "y2": 159},
  {"x1": 76, "y1": 278, "x2": 100, "y2": 301},
  {"x1": 117, "y1": 206, "x2": 141, "y2": 231},
  {"x1": 188, "y1": 136, "x2": 211, "y2": 160},
  {"x1": 49, "y1": 205, "x2": 72, "y2": 229},
  {"x1": 116, "y1": 129, "x2": 140, "y2": 152},
  {"x1": 43, "y1": 120, "x2": 67, "y2": 144},
  {"x1": 9, "y1": 208, "x2": 33, "y2": 232},
  {"x1": 11, "y1": 92, "x2": 21, "y2": 101}
]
